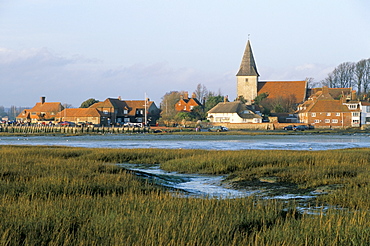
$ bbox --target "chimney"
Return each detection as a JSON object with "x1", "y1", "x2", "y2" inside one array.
[
  {"x1": 41, "y1": 96, "x2": 45, "y2": 104},
  {"x1": 351, "y1": 90, "x2": 357, "y2": 101},
  {"x1": 224, "y1": 95, "x2": 228, "y2": 104},
  {"x1": 192, "y1": 92, "x2": 196, "y2": 98},
  {"x1": 322, "y1": 86, "x2": 329, "y2": 95},
  {"x1": 184, "y1": 92, "x2": 189, "y2": 100},
  {"x1": 118, "y1": 96, "x2": 121, "y2": 100}
]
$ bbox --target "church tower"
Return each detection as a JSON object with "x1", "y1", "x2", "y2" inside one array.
[{"x1": 236, "y1": 40, "x2": 259, "y2": 105}]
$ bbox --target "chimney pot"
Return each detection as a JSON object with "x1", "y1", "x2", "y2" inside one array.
[{"x1": 41, "y1": 96, "x2": 45, "y2": 104}]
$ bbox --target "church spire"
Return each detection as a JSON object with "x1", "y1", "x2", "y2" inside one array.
[{"x1": 236, "y1": 40, "x2": 259, "y2": 77}]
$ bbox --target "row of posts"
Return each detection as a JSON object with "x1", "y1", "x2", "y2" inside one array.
[{"x1": 0, "y1": 125, "x2": 151, "y2": 134}]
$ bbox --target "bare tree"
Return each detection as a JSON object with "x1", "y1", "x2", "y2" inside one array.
[
  {"x1": 194, "y1": 84, "x2": 208, "y2": 104},
  {"x1": 362, "y1": 58, "x2": 370, "y2": 95},
  {"x1": 306, "y1": 77, "x2": 321, "y2": 88},
  {"x1": 322, "y1": 72, "x2": 335, "y2": 88},
  {"x1": 323, "y1": 62, "x2": 355, "y2": 88},
  {"x1": 354, "y1": 59, "x2": 367, "y2": 95}
]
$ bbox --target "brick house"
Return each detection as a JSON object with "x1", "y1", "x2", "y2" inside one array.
[
  {"x1": 175, "y1": 92, "x2": 203, "y2": 112},
  {"x1": 16, "y1": 97, "x2": 64, "y2": 123},
  {"x1": 55, "y1": 108, "x2": 104, "y2": 125},
  {"x1": 296, "y1": 86, "x2": 360, "y2": 128},
  {"x1": 89, "y1": 98, "x2": 160, "y2": 126}
]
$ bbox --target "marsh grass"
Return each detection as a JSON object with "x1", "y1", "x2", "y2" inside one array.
[{"x1": 0, "y1": 146, "x2": 370, "y2": 245}]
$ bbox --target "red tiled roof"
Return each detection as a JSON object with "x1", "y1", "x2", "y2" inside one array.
[
  {"x1": 55, "y1": 108, "x2": 103, "y2": 118},
  {"x1": 257, "y1": 81, "x2": 307, "y2": 103},
  {"x1": 309, "y1": 100, "x2": 350, "y2": 112},
  {"x1": 310, "y1": 87, "x2": 351, "y2": 99},
  {"x1": 31, "y1": 102, "x2": 63, "y2": 112}
]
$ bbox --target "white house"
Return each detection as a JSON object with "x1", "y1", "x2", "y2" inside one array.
[
  {"x1": 207, "y1": 101, "x2": 262, "y2": 123},
  {"x1": 359, "y1": 101, "x2": 370, "y2": 126}
]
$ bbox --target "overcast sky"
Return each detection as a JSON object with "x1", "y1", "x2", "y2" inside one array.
[{"x1": 1, "y1": 0, "x2": 369, "y2": 107}]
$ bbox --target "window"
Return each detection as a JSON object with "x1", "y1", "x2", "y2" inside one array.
[
  {"x1": 103, "y1": 110, "x2": 108, "y2": 114},
  {"x1": 124, "y1": 118, "x2": 130, "y2": 123},
  {"x1": 123, "y1": 109, "x2": 128, "y2": 114},
  {"x1": 336, "y1": 113, "x2": 340, "y2": 116},
  {"x1": 311, "y1": 113, "x2": 316, "y2": 117},
  {"x1": 326, "y1": 113, "x2": 331, "y2": 116},
  {"x1": 352, "y1": 112, "x2": 359, "y2": 117},
  {"x1": 190, "y1": 106, "x2": 194, "y2": 110},
  {"x1": 245, "y1": 78, "x2": 248, "y2": 82},
  {"x1": 348, "y1": 104, "x2": 357, "y2": 109},
  {"x1": 325, "y1": 119, "x2": 330, "y2": 123},
  {"x1": 184, "y1": 106, "x2": 187, "y2": 110},
  {"x1": 314, "y1": 119, "x2": 320, "y2": 123},
  {"x1": 332, "y1": 119, "x2": 338, "y2": 123},
  {"x1": 367, "y1": 106, "x2": 370, "y2": 113}
]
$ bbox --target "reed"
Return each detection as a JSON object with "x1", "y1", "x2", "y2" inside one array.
[{"x1": 0, "y1": 146, "x2": 370, "y2": 245}]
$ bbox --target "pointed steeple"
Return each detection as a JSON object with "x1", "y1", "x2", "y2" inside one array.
[{"x1": 236, "y1": 40, "x2": 259, "y2": 76}]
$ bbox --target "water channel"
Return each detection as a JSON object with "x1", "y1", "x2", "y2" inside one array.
[
  {"x1": 1, "y1": 133, "x2": 369, "y2": 205},
  {"x1": 1, "y1": 133, "x2": 370, "y2": 150}
]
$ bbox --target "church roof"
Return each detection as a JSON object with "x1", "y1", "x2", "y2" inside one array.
[
  {"x1": 236, "y1": 40, "x2": 259, "y2": 77},
  {"x1": 257, "y1": 80, "x2": 307, "y2": 103}
]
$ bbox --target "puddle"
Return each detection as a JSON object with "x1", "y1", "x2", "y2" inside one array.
[{"x1": 118, "y1": 164, "x2": 318, "y2": 202}]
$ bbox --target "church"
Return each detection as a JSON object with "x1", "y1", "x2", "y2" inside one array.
[{"x1": 236, "y1": 40, "x2": 308, "y2": 105}]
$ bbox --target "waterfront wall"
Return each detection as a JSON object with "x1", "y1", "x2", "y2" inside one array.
[{"x1": 0, "y1": 125, "x2": 150, "y2": 134}]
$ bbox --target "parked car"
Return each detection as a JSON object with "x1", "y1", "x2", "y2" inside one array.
[
  {"x1": 208, "y1": 126, "x2": 228, "y2": 132},
  {"x1": 58, "y1": 121, "x2": 75, "y2": 126},
  {"x1": 283, "y1": 125, "x2": 294, "y2": 130},
  {"x1": 293, "y1": 125, "x2": 307, "y2": 131}
]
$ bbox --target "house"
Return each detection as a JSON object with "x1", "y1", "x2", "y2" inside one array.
[
  {"x1": 175, "y1": 92, "x2": 203, "y2": 112},
  {"x1": 125, "y1": 100, "x2": 161, "y2": 126},
  {"x1": 236, "y1": 40, "x2": 307, "y2": 105},
  {"x1": 16, "y1": 97, "x2": 64, "y2": 123},
  {"x1": 296, "y1": 86, "x2": 360, "y2": 128},
  {"x1": 55, "y1": 108, "x2": 104, "y2": 125},
  {"x1": 207, "y1": 101, "x2": 262, "y2": 123},
  {"x1": 89, "y1": 97, "x2": 160, "y2": 126},
  {"x1": 359, "y1": 100, "x2": 370, "y2": 127}
]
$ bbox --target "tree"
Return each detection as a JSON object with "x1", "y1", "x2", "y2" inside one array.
[
  {"x1": 160, "y1": 91, "x2": 183, "y2": 121},
  {"x1": 306, "y1": 77, "x2": 321, "y2": 89},
  {"x1": 204, "y1": 95, "x2": 225, "y2": 112},
  {"x1": 80, "y1": 98, "x2": 99, "y2": 108},
  {"x1": 363, "y1": 59, "x2": 370, "y2": 95},
  {"x1": 323, "y1": 62, "x2": 355, "y2": 88},
  {"x1": 194, "y1": 83, "x2": 208, "y2": 104}
]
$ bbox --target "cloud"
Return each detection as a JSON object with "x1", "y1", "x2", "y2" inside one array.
[
  {"x1": 0, "y1": 47, "x2": 232, "y2": 107},
  {"x1": 260, "y1": 63, "x2": 335, "y2": 83}
]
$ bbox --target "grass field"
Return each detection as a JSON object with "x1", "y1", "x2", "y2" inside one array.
[{"x1": 1, "y1": 145, "x2": 369, "y2": 245}]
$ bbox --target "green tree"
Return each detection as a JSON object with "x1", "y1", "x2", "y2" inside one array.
[
  {"x1": 204, "y1": 95, "x2": 225, "y2": 112},
  {"x1": 160, "y1": 91, "x2": 183, "y2": 123},
  {"x1": 80, "y1": 98, "x2": 99, "y2": 108}
]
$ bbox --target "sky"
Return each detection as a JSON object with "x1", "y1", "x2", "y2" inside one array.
[{"x1": 1, "y1": 0, "x2": 369, "y2": 107}]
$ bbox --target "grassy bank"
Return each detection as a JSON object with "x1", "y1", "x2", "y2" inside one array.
[{"x1": 1, "y1": 146, "x2": 370, "y2": 245}]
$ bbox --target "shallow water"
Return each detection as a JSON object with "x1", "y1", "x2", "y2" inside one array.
[
  {"x1": 119, "y1": 164, "x2": 317, "y2": 201},
  {"x1": 1, "y1": 133, "x2": 370, "y2": 150}
]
